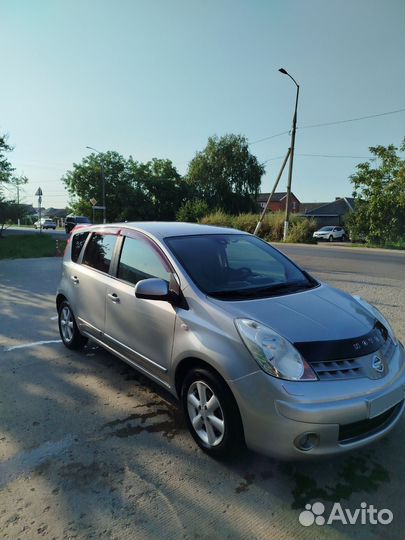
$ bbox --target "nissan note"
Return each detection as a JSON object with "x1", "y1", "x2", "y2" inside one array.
[{"x1": 56, "y1": 222, "x2": 405, "y2": 459}]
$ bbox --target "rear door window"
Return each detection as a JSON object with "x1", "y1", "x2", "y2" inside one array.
[{"x1": 82, "y1": 233, "x2": 117, "y2": 273}]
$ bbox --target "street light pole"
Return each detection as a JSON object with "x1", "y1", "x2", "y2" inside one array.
[
  {"x1": 85, "y1": 146, "x2": 106, "y2": 223},
  {"x1": 279, "y1": 68, "x2": 299, "y2": 241}
]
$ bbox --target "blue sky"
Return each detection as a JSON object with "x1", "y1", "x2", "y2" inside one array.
[{"x1": 1, "y1": 0, "x2": 404, "y2": 209}]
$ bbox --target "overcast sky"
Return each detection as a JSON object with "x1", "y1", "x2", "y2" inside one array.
[{"x1": 1, "y1": 0, "x2": 404, "y2": 209}]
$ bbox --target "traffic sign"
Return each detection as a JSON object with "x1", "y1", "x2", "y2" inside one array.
[
  {"x1": 90, "y1": 198, "x2": 97, "y2": 206},
  {"x1": 92, "y1": 206, "x2": 105, "y2": 210},
  {"x1": 35, "y1": 187, "x2": 43, "y2": 196}
]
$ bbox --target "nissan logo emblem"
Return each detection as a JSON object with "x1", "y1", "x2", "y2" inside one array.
[{"x1": 372, "y1": 355, "x2": 384, "y2": 373}]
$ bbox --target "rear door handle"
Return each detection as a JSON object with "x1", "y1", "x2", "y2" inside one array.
[
  {"x1": 71, "y1": 276, "x2": 79, "y2": 284},
  {"x1": 107, "y1": 293, "x2": 120, "y2": 303}
]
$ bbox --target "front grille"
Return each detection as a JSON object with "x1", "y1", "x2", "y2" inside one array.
[
  {"x1": 302, "y1": 328, "x2": 396, "y2": 381},
  {"x1": 339, "y1": 401, "x2": 404, "y2": 444},
  {"x1": 310, "y1": 358, "x2": 363, "y2": 380}
]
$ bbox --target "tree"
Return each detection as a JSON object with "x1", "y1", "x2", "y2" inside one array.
[
  {"x1": 0, "y1": 135, "x2": 14, "y2": 185},
  {"x1": 0, "y1": 198, "x2": 20, "y2": 236},
  {"x1": 133, "y1": 158, "x2": 189, "y2": 220},
  {"x1": 62, "y1": 153, "x2": 186, "y2": 222},
  {"x1": 63, "y1": 151, "x2": 134, "y2": 222},
  {"x1": 347, "y1": 141, "x2": 405, "y2": 245},
  {"x1": 186, "y1": 134, "x2": 265, "y2": 214},
  {"x1": 0, "y1": 134, "x2": 20, "y2": 236}
]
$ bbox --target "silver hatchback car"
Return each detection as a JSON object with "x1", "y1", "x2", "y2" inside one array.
[{"x1": 56, "y1": 222, "x2": 405, "y2": 459}]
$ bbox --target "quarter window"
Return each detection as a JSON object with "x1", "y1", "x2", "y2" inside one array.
[
  {"x1": 117, "y1": 236, "x2": 171, "y2": 285},
  {"x1": 82, "y1": 233, "x2": 117, "y2": 273},
  {"x1": 71, "y1": 231, "x2": 90, "y2": 263}
]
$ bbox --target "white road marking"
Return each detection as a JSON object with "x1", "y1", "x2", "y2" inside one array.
[
  {"x1": 50, "y1": 316, "x2": 58, "y2": 320},
  {"x1": 5, "y1": 339, "x2": 62, "y2": 352}
]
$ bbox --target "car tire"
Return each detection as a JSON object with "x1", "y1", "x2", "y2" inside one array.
[
  {"x1": 181, "y1": 367, "x2": 244, "y2": 459},
  {"x1": 328, "y1": 235, "x2": 333, "y2": 242},
  {"x1": 58, "y1": 300, "x2": 88, "y2": 350},
  {"x1": 341, "y1": 234, "x2": 346, "y2": 242}
]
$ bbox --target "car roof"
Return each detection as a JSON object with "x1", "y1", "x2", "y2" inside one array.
[{"x1": 86, "y1": 221, "x2": 244, "y2": 239}]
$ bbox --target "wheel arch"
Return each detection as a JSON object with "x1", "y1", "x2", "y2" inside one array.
[
  {"x1": 56, "y1": 293, "x2": 67, "y2": 311},
  {"x1": 175, "y1": 356, "x2": 246, "y2": 449}
]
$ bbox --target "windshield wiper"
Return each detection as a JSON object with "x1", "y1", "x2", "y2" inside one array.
[{"x1": 208, "y1": 281, "x2": 315, "y2": 300}]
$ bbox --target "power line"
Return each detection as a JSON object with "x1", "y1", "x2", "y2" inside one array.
[
  {"x1": 262, "y1": 153, "x2": 373, "y2": 163},
  {"x1": 250, "y1": 108, "x2": 404, "y2": 145},
  {"x1": 298, "y1": 153, "x2": 373, "y2": 159},
  {"x1": 299, "y1": 108, "x2": 404, "y2": 130},
  {"x1": 250, "y1": 130, "x2": 290, "y2": 145}
]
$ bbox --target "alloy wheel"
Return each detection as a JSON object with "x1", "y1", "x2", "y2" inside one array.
[
  {"x1": 60, "y1": 305, "x2": 74, "y2": 343},
  {"x1": 187, "y1": 380, "x2": 225, "y2": 446}
]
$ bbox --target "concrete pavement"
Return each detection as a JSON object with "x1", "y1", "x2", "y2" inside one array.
[{"x1": 0, "y1": 249, "x2": 404, "y2": 540}]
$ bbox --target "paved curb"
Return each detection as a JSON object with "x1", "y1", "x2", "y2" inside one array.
[{"x1": 270, "y1": 242, "x2": 404, "y2": 255}]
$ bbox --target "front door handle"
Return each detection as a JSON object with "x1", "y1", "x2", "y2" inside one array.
[
  {"x1": 71, "y1": 276, "x2": 79, "y2": 284},
  {"x1": 107, "y1": 293, "x2": 120, "y2": 303}
]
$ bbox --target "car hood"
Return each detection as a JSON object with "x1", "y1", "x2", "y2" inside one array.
[{"x1": 209, "y1": 283, "x2": 375, "y2": 343}]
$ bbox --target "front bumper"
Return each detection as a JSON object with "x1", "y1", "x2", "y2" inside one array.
[{"x1": 229, "y1": 342, "x2": 405, "y2": 459}]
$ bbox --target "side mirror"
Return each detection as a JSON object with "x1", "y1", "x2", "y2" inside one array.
[{"x1": 135, "y1": 278, "x2": 170, "y2": 301}]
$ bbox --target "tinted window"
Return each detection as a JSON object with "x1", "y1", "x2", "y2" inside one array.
[
  {"x1": 83, "y1": 233, "x2": 117, "y2": 273},
  {"x1": 71, "y1": 231, "x2": 90, "y2": 263},
  {"x1": 76, "y1": 217, "x2": 91, "y2": 223},
  {"x1": 166, "y1": 234, "x2": 317, "y2": 299},
  {"x1": 117, "y1": 236, "x2": 171, "y2": 285}
]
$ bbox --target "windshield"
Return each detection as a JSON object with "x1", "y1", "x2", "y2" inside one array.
[
  {"x1": 319, "y1": 226, "x2": 334, "y2": 231},
  {"x1": 76, "y1": 217, "x2": 91, "y2": 223},
  {"x1": 165, "y1": 234, "x2": 318, "y2": 300}
]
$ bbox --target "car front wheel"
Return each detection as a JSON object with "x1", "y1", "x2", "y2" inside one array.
[
  {"x1": 181, "y1": 367, "x2": 244, "y2": 459},
  {"x1": 58, "y1": 300, "x2": 88, "y2": 350},
  {"x1": 328, "y1": 235, "x2": 333, "y2": 242}
]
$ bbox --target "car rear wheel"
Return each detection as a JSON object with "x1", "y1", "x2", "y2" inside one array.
[
  {"x1": 58, "y1": 300, "x2": 88, "y2": 350},
  {"x1": 328, "y1": 235, "x2": 333, "y2": 242},
  {"x1": 181, "y1": 367, "x2": 244, "y2": 459}
]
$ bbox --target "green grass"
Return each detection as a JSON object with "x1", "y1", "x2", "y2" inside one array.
[
  {"x1": 339, "y1": 242, "x2": 404, "y2": 250},
  {"x1": 0, "y1": 234, "x2": 67, "y2": 259}
]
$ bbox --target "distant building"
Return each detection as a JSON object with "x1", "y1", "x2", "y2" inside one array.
[
  {"x1": 45, "y1": 207, "x2": 68, "y2": 219},
  {"x1": 256, "y1": 191, "x2": 301, "y2": 213},
  {"x1": 301, "y1": 197, "x2": 355, "y2": 227}
]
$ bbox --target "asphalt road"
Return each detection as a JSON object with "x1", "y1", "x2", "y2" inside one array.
[
  {"x1": 0, "y1": 247, "x2": 404, "y2": 540},
  {"x1": 274, "y1": 243, "x2": 405, "y2": 281}
]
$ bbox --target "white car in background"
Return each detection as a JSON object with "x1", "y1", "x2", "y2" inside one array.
[
  {"x1": 313, "y1": 226, "x2": 347, "y2": 242},
  {"x1": 34, "y1": 218, "x2": 56, "y2": 230}
]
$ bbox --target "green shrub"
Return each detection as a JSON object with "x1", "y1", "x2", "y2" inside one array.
[
  {"x1": 176, "y1": 200, "x2": 209, "y2": 223},
  {"x1": 260, "y1": 212, "x2": 285, "y2": 241},
  {"x1": 233, "y1": 213, "x2": 260, "y2": 234},
  {"x1": 200, "y1": 210, "x2": 234, "y2": 228},
  {"x1": 199, "y1": 210, "x2": 317, "y2": 243},
  {"x1": 286, "y1": 217, "x2": 317, "y2": 243}
]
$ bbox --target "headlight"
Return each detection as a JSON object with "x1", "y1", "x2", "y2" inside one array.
[
  {"x1": 353, "y1": 295, "x2": 398, "y2": 346},
  {"x1": 235, "y1": 318, "x2": 317, "y2": 381}
]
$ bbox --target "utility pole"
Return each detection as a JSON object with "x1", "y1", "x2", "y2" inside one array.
[
  {"x1": 17, "y1": 185, "x2": 20, "y2": 226},
  {"x1": 254, "y1": 149, "x2": 291, "y2": 236},
  {"x1": 279, "y1": 68, "x2": 300, "y2": 241},
  {"x1": 35, "y1": 187, "x2": 43, "y2": 233}
]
